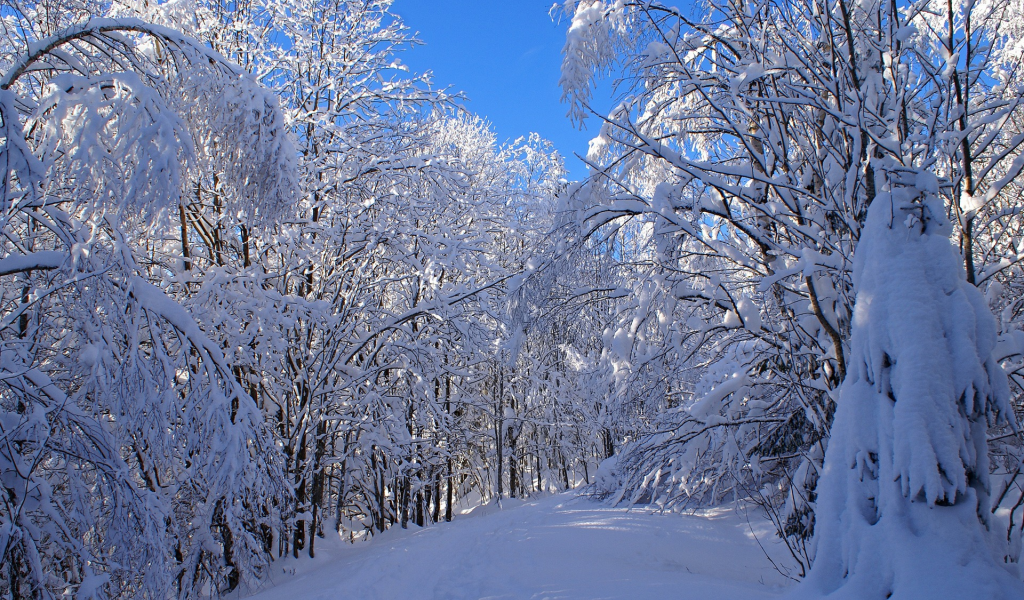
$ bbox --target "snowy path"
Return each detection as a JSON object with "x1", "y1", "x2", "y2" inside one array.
[{"x1": 246, "y1": 494, "x2": 795, "y2": 600}]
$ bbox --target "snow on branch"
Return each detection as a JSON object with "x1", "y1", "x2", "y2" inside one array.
[{"x1": 0, "y1": 251, "x2": 65, "y2": 277}]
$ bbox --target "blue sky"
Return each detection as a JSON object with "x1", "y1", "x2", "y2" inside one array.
[{"x1": 391, "y1": 0, "x2": 610, "y2": 178}]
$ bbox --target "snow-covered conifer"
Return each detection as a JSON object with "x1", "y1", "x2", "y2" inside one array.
[{"x1": 804, "y1": 169, "x2": 1022, "y2": 597}]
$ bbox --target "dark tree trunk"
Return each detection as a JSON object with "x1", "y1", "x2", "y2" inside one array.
[
  {"x1": 308, "y1": 420, "x2": 328, "y2": 558},
  {"x1": 415, "y1": 488, "x2": 425, "y2": 527},
  {"x1": 446, "y1": 457, "x2": 455, "y2": 522},
  {"x1": 432, "y1": 470, "x2": 441, "y2": 523}
]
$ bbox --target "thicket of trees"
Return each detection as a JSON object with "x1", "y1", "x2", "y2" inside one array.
[
  {"x1": 557, "y1": 0, "x2": 1024, "y2": 593},
  {"x1": 2, "y1": 0, "x2": 1024, "y2": 598},
  {"x1": 0, "y1": 2, "x2": 611, "y2": 598}
]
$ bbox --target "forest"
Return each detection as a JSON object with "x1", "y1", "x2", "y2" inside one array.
[{"x1": 1, "y1": 0, "x2": 1024, "y2": 598}]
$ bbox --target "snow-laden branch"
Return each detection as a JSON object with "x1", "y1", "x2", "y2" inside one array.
[
  {"x1": 0, "y1": 17, "x2": 244, "y2": 90},
  {"x1": 0, "y1": 251, "x2": 65, "y2": 276}
]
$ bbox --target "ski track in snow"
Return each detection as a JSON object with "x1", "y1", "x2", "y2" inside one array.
[{"x1": 245, "y1": 493, "x2": 795, "y2": 600}]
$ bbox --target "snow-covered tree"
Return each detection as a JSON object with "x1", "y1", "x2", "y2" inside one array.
[{"x1": 0, "y1": 7, "x2": 294, "y2": 598}]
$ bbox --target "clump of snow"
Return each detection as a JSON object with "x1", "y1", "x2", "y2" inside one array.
[
  {"x1": 594, "y1": 453, "x2": 621, "y2": 495},
  {"x1": 799, "y1": 172, "x2": 1023, "y2": 599}
]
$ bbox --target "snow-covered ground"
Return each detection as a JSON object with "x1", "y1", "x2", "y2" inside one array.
[{"x1": 245, "y1": 493, "x2": 796, "y2": 600}]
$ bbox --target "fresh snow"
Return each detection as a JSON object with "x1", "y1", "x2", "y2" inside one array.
[{"x1": 245, "y1": 493, "x2": 795, "y2": 600}]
